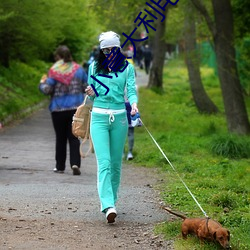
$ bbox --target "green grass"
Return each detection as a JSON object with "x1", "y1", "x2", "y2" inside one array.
[
  {"x1": 129, "y1": 59, "x2": 250, "y2": 250},
  {"x1": 0, "y1": 60, "x2": 50, "y2": 123}
]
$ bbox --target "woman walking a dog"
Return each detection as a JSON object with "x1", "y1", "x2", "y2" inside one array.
[{"x1": 85, "y1": 31, "x2": 138, "y2": 223}]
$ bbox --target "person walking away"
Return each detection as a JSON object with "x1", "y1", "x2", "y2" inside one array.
[
  {"x1": 135, "y1": 44, "x2": 144, "y2": 69},
  {"x1": 39, "y1": 45, "x2": 87, "y2": 175},
  {"x1": 85, "y1": 31, "x2": 138, "y2": 223},
  {"x1": 143, "y1": 44, "x2": 152, "y2": 74}
]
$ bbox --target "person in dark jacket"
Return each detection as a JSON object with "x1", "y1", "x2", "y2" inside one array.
[
  {"x1": 143, "y1": 44, "x2": 152, "y2": 74},
  {"x1": 39, "y1": 45, "x2": 87, "y2": 175},
  {"x1": 134, "y1": 44, "x2": 144, "y2": 69}
]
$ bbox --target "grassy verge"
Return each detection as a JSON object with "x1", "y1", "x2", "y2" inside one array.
[
  {"x1": 129, "y1": 59, "x2": 250, "y2": 250},
  {"x1": 0, "y1": 60, "x2": 50, "y2": 124}
]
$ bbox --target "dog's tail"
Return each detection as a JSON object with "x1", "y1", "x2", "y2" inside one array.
[{"x1": 162, "y1": 206, "x2": 187, "y2": 220}]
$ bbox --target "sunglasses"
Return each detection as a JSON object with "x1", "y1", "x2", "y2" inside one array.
[{"x1": 102, "y1": 47, "x2": 119, "y2": 55}]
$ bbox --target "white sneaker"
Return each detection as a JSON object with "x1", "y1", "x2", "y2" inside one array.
[
  {"x1": 72, "y1": 165, "x2": 81, "y2": 175},
  {"x1": 127, "y1": 152, "x2": 133, "y2": 160},
  {"x1": 105, "y1": 207, "x2": 117, "y2": 223},
  {"x1": 53, "y1": 168, "x2": 64, "y2": 173}
]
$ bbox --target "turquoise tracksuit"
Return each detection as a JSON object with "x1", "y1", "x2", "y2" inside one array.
[{"x1": 88, "y1": 62, "x2": 138, "y2": 212}]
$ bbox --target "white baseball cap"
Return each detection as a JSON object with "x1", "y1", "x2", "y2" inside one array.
[{"x1": 99, "y1": 31, "x2": 121, "y2": 49}]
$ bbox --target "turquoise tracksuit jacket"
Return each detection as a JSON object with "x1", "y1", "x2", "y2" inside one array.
[{"x1": 87, "y1": 62, "x2": 138, "y2": 109}]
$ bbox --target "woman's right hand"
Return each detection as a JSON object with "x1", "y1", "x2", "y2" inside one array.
[
  {"x1": 131, "y1": 103, "x2": 138, "y2": 116},
  {"x1": 85, "y1": 85, "x2": 95, "y2": 97}
]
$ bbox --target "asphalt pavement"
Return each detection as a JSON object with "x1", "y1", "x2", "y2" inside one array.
[{"x1": 0, "y1": 69, "x2": 168, "y2": 224}]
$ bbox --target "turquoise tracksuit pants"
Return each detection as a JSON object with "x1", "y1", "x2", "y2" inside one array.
[{"x1": 90, "y1": 111, "x2": 128, "y2": 212}]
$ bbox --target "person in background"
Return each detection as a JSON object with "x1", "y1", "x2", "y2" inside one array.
[
  {"x1": 125, "y1": 101, "x2": 135, "y2": 160},
  {"x1": 85, "y1": 31, "x2": 138, "y2": 223},
  {"x1": 82, "y1": 60, "x2": 89, "y2": 74},
  {"x1": 143, "y1": 44, "x2": 152, "y2": 74},
  {"x1": 134, "y1": 44, "x2": 144, "y2": 69},
  {"x1": 87, "y1": 46, "x2": 99, "y2": 69},
  {"x1": 124, "y1": 51, "x2": 138, "y2": 160},
  {"x1": 39, "y1": 45, "x2": 87, "y2": 175}
]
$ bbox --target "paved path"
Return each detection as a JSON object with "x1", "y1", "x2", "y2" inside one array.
[
  {"x1": 135, "y1": 68, "x2": 149, "y2": 88},
  {"x1": 0, "y1": 107, "x2": 164, "y2": 223},
  {"x1": 0, "y1": 71, "x2": 174, "y2": 249},
  {"x1": 0, "y1": 68, "x2": 152, "y2": 223}
]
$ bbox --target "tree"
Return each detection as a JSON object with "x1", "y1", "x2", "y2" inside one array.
[
  {"x1": 147, "y1": 7, "x2": 168, "y2": 90},
  {"x1": 91, "y1": 0, "x2": 146, "y2": 38},
  {"x1": 232, "y1": 0, "x2": 250, "y2": 40},
  {"x1": 184, "y1": 1, "x2": 218, "y2": 114},
  {"x1": 0, "y1": 0, "x2": 58, "y2": 66},
  {"x1": 191, "y1": 0, "x2": 250, "y2": 134},
  {"x1": 232, "y1": 0, "x2": 250, "y2": 96},
  {"x1": 0, "y1": 0, "x2": 98, "y2": 66}
]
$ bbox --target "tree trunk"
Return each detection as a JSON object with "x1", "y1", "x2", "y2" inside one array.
[
  {"x1": 191, "y1": 0, "x2": 250, "y2": 134},
  {"x1": 147, "y1": 7, "x2": 168, "y2": 90},
  {"x1": 184, "y1": 3, "x2": 218, "y2": 114},
  {"x1": 212, "y1": 0, "x2": 250, "y2": 134}
]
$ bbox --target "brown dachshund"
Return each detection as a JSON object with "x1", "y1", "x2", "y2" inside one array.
[{"x1": 162, "y1": 207, "x2": 231, "y2": 249}]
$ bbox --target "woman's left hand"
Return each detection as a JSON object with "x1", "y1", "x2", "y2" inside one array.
[{"x1": 131, "y1": 103, "x2": 138, "y2": 116}]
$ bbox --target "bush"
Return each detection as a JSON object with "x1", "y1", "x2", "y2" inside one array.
[
  {"x1": 210, "y1": 135, "x2": 250, "y2": 159},
  {"x1": 210, "y1": 191, "x2": 237, "y2": 209},
  {"x1": 0, "y1": 60, "x2": 48, "y2": 122}
]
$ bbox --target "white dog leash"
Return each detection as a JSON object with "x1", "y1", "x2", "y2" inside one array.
[{"x1": 139, "y1": 118, "x2": 209, "y2": 218}]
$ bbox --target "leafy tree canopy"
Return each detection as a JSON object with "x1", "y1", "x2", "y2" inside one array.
[
  {"x1": 232, "y1": 0, "x2": 250, "y2": 40},
  {"x1": 0, "y1": 0, "x2": 99, "y2": 66}
]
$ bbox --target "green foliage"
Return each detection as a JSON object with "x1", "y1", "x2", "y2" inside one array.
[
  {"x1": 201, "y1": 121, "x2": 217, "y2": 136},
  {"x1": 0, "y1": 60, "x2": 49, "y2": 122},
  {"x1": 92, "y1": 0, "x2": 145, "y2": 38},
  {"x1": 129, "y1": 58, "x2": 250, "y2": 249},
  {"x1": 154, "y1": 221, "x2": 181, "y2": 240},
  {"x1": 210, "y1": 135, "x2": 250, "y2": 159},
  {"x1": 233, "y1": 0, "x2": 250, "y2": 100},
  {"x1": 171, "y1": 0, "x2": 213, "y2": 45},
  {"x1": 0, "y1": 0, "x2": 99, "y2": 66},
  {"x1": 232, "y1": 0, "x2": 250, "y2": 39},
  {"x1": 236, "y1": 37, "x2": 250, "y2": 95},
  {"x1": 210, "y1": 192, "x2": 238, "y2": 209},
  {"x1": 165, "y1": 4, "x2": 184, "y2": 44}
]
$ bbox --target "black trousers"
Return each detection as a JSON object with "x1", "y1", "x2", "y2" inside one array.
[
  {"x1": 144, "y1": 59, "x2": 151, "y2": 74},
  {"x1": 51, "y1": 110, "x2": 80, "y2": 171}
]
